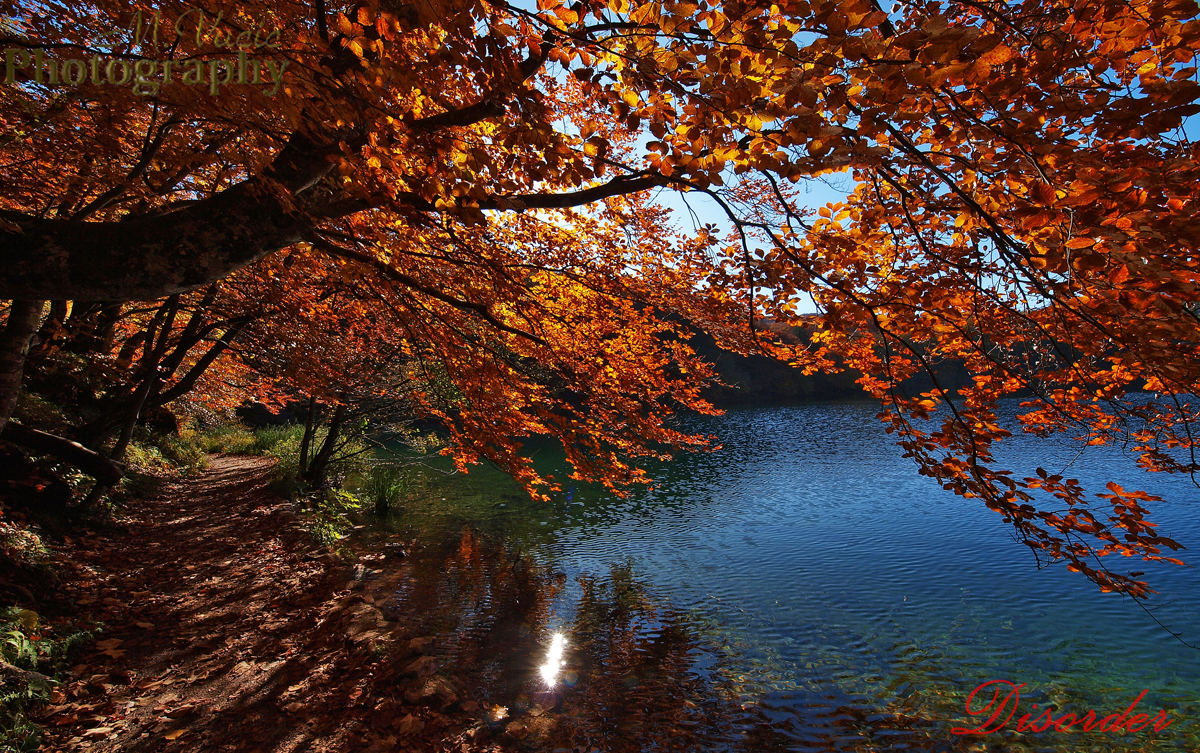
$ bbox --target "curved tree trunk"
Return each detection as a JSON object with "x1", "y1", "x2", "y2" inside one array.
[
  {"x1": 74, "y1": 319, "x2": 249, "y2": 447},
  {"x1": 109, "y1": 296, "x2": 179, "y2": 461},
  {"x1": 304, "y1": 402, "x2": 347, "y2": 490},
  {"x1": 0, "y1": 422, "x2": 124, "y2": 486},
  {"x1": 0, "y1": 133, "x2": 338, "y2": 302},
  {"x1": 0, "y1": 300, "x2": 43, "y2": 435}
]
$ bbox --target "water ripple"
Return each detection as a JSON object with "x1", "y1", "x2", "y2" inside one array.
[{"x1": 371, "y1": 401, "x2": 1200, "y2": 751}]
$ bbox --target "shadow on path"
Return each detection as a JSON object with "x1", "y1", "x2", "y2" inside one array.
[{"x1": 39, "y1": 455, "x2": 487, "y2": 753}]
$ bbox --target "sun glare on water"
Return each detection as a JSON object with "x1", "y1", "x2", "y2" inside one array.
[{"x1": 539, "y1": 633, "x2": 567, "y2": 687}]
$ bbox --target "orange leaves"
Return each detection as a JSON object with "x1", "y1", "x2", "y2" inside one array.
[
  {"x1": 629, "y1": 2, "x2": 665, "y2": 27},
  {"x1": 582, "y1": 136, "x2": 609, "y2": 161},
  {"x1": 2, "y1": 0, "x2": 1198, "y2": 602},
  {"x1": 1029, "y1": 182, "x2": 1057, "y2": 206},
  {"x1": 930, "y1": 62, "x2": 969, "y2": 88},
  {"x1": 1121, "y1": 289, "x2": 1159, "y2": 311},
  {"x1": 911, "y1": 398, "x2": 937, "y2": 418},
  {"x1": 977, "y1": 42, "x2": 1015, "y2": 68},
  {"x1": 553, "y1": 5, "x2": 580, "y2": 26}
]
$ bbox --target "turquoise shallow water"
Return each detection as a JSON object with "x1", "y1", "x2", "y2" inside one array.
[{"x1": 365, "y1": 401, "x2": 1200, "y2": 751}]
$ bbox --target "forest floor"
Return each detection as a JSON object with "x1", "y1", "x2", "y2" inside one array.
[{"x1": 33, "y1": 455, "x2": 512, "y2": 753}]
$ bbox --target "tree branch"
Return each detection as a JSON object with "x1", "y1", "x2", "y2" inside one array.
[
  {"x1": 315, "y1": 172, "x2": 667, "y2": 218},
  {"x1": 308, "y1": 236, "x2": 549, "y2": 346},
  {"x1": 153, "y1": 321, "x2": 251, "y2": 407},
  {"x1": 0, "y1": 660, "x2": 53, "y2": 686},
  {"x1": 0, "y1": 423, "x2": 125, "y2": 486}
]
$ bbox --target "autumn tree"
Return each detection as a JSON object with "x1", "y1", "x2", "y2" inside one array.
[{"x1": 1, "y1": 0, "x2": 1199, "y2": 601}]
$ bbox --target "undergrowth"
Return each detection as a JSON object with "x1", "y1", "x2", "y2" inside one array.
[
  {"x1": 113, "y1": 424, "x2": 211, "y2": 502},
  {"x1": 307, "y1": 489, "x2": 362, "y2": 551},
  {"x1": 195, "y1": 423, "x2": 374, "y2": 549},
  {"x1": 0, "y1": 608, "x2": 97, "y2": 753},
  {"x1": 359, "y1": 464, "x2": 413, "y2": 516}
]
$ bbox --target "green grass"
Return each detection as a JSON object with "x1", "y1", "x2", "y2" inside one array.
[
  {"x1": 193, "y1": 422, "x2": 257, "y2": 455},
  {"x1": 359, "y1": 464, "x2": 415, "y2": 515}
]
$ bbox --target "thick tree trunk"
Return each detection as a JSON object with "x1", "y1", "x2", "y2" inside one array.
[
  {"x1": 0, "y1": 184, "x2": 308, "y2": 301},
  {"x1": 0, "y1": 422, "x2": 124, "y2": 485},
  {"x1": 0, "y1": 122, "x2": 663, "y2": 303},
  {"x1": 0, "y1": 300, "x2": 43, "y2": 435},
  {"x1": 0, "y1": 133, "x2": 337, "y2": 302}
]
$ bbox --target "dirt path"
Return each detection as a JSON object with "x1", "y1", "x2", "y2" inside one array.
[{"x1": 38, "y1": 456, "x2": 491, "y2": 752}]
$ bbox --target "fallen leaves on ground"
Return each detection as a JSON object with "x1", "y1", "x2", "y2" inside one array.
[{"x1": 33, "y1": 456, "x2": 517, "y2": 752}]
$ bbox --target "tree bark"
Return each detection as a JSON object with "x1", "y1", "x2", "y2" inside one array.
[
  {"x1": 0, "y1": 132, "x2": 338, "y2": 302},
  {"x1": 299, "y1": 394, "x2": 317, "y2": 479},
  {"x1": 74, "y1": 320, "x2": 248, "y2": 446},
  {"x1": 1, "y1": 136, "x2": 666, "y2": 304},
  {"x1": 304, "y1": 402, "x2": 347, "y2": 490},
  {"x1": 62, "y1": 302, "x2": 120, "y2": 357},
  {"x1": 108, "y1": 374, "x2": 156, "y2": 462},
  {"x1": 109, "y1": 296, "x2": 179, "y2": 461},
  {"x1": 151, "y1": 321, "x2": 248, "y2": 405},
  {"x1": 32, "y1": 300, "x2": 68, "y2": 354},
  {"x1": 0, "y1": 301, "x2": 43, "y2": 435},
  {"x1": 0, "y1": 422, "x2": 124, "y2": 485},
  {"x1": 0, "y1": 660, "x2": 53, "y2": 686}
]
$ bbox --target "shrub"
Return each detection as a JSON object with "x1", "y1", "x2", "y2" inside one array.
[
  {"x1": 249, "y1": 425, "x2": 305, "y2": 457},
  {"x1": 121, "y1": 423, "x2": 208, "y2": 477},
  {"x1": 254, "y1": 426, "x2": 372, "y2": 500},
  {"x1": 0, "y1": 608, "x2": 95, "y2": 752},
  {"x1": 254, "y1": 426, "x2": 308, "y2": 498},
  {"x1": 0, "y1": 522, "x2": 50, "y2": 564},
  {"x1": 157, "y1": 434, "x2": 208, "y2": 474},
  {"x1": 11, "y1": 391, "x2": 70, "y2": 436},
  {"x1": 308, "y1": 488, "x2": 362, "y2": 549},
  {"x1": 121, "y1": 441, "x2": 172, "y2": 473},
  {"x1": 192, "y1": 422, "x2": 306, "y2": 459},
  {"x1": 118, "y1": 471, "x2": 166, "y2": 499}
]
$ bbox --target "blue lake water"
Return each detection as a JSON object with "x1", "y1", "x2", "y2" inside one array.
[{"x1": 364, "y1": 401, "x2": 1200, "y2": 751}]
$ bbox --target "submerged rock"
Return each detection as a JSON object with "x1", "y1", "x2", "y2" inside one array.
[
  {"x1": 396, "y1": 713, "x2": 424, "y2": 736},
  {"x1": 401, "y1": 655, "x2": 438, "y2": 678},
  {"x1": 346, "y1": 603, "x2": 387, "y2": 637},
  {"x1": 408, "y1": 635, "x2": 437, "y2": 654},
  {"x1": 403, "y1": 676, "x2": 459, "y2": 709}
]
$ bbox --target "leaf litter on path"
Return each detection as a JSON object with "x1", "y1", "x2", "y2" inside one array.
[{"x1": 37, "y1": 455, "x2": 514, "y2": 752}]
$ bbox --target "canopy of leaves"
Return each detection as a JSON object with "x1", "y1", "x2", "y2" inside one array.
[{"x1": 2, "y1": 0, "x2": 1199, "y2": 600}]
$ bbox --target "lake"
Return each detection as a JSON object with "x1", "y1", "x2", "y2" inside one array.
[{"x1": 357, "y1": 401, "x2": 1200, "y2": 751}]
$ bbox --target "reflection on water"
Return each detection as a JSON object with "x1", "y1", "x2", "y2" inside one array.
[
  {"x1": 540, "y1": 633, "x2": 566, "y2": 687},
  {"x1": 354, "y1": 402, "x2": 1200, "y2": 751}
]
